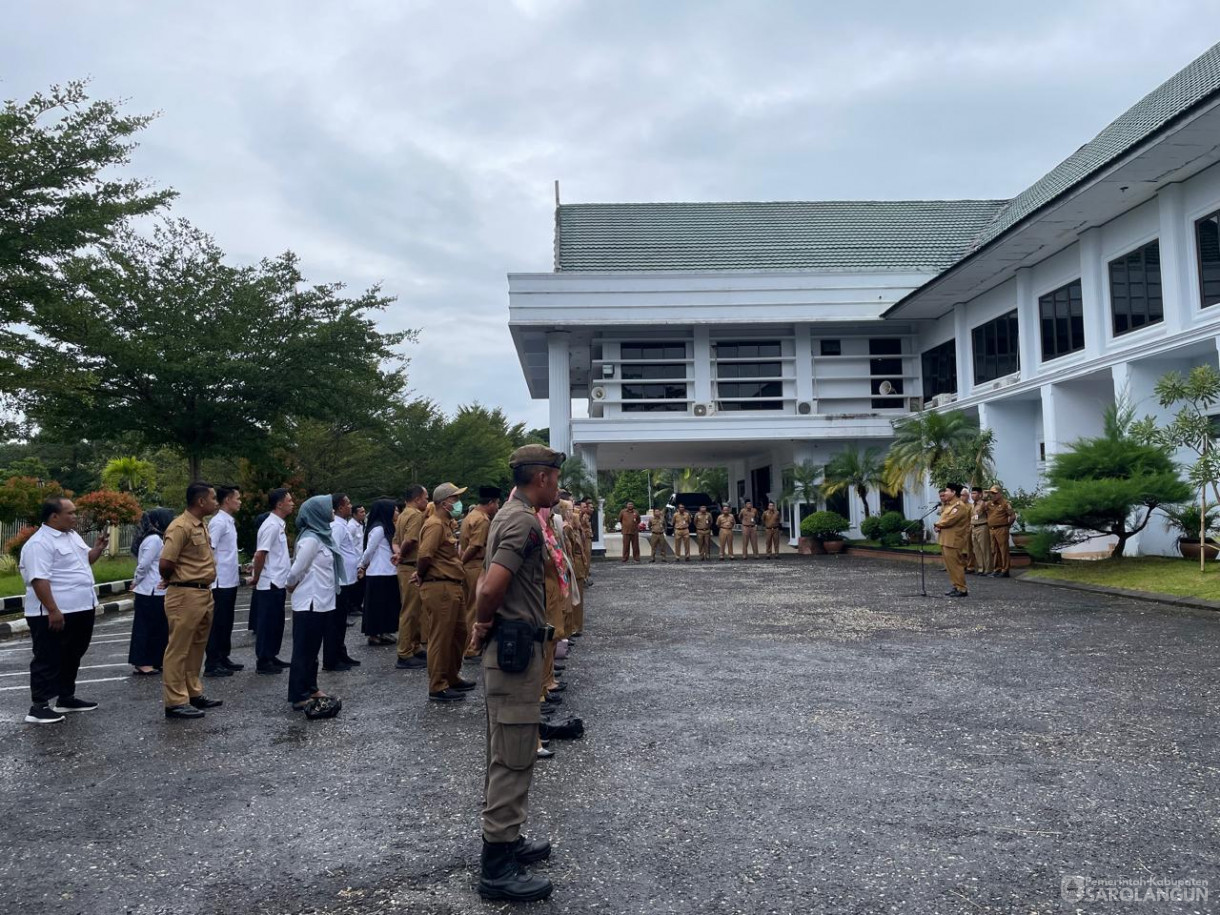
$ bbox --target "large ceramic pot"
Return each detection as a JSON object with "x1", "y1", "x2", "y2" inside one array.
[
  {"x1": 799, "y1": 537, "x2": 823, "y2": 555},
  {"x1": 1011, "y1": 533, "x2": 1033, "y2": 549},
  {"x1": 1178, "y1": 538, "x2": 1220, "y2": 561},
  {"x1": 822, "y1": 539, "x2": 846, "y2": 554}
]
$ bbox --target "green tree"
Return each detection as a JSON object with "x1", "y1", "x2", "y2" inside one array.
[
  {"x1": 100, "y1": 456, "x2": 156, "y2": 499},
  {"x1": 18, "y1": 219, "x2": 413, "y2": 480},
  {"x1": 692, "y1": 467, "x2": 728, "y2": 502},
  {"x1": 560, "y1": 456, "x2": 596, "y2": 497},
  {"x1": 934, "y1": 429, "x2": 998, "y2": 490},
  {"x1": 885, "y1": 409, "x2": 977, "y2": 492},
  {"x1": 780, "y1": 460, "x2": 822, "y2": 529},
  {"x1": 1024, "y1": 405, "x2": 1191, "y2": 558},
  {"x1": 429, "y1": 404, "x2": 524, "y2": 493},
  {"x1": 822, "y1": 447, "x2": 885, "y2": 518},
  {"x1": 608, "y1": 470, "x2": 650, "y2": 517},
  {"x1": 0, "y1": 476, "x2": 69, "y2": 523}
]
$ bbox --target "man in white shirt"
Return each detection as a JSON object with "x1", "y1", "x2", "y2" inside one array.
[
  {"x1": 19, "y1": 498, "x2": 110, "y2": 724},
  {"x1": 346, "y1": 504, "x2": 366, "y2": 618},
  {"x1": 325, "y1": 493, "x2": 362, "y2": 671},
  {"x1": 251, "y1": 487, "x2": 294, "y2": 674},
  {"x1": 205, "y1": 485, "x2": 244, "y2": 678}
]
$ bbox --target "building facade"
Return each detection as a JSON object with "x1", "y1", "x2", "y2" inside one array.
[{"x1": 508, "y1": 44, "x2": 1220, "y2": 553}]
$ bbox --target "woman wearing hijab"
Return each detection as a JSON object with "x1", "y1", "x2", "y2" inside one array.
[
  {"x1": 128, "y1": 508, "x2": 176, "y2": 675},
  {"x1": 285, "y1": 495, "x2": 343, "y2": 709},
  {"x1": 358, "y1": 498, "x2": 400, "y2": 645}
]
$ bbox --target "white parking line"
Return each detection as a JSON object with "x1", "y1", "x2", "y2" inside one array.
[
  {"x1": 0, "y1": 676, "x2": 128, "y2": 692},
  {"x1": 0, "y1": 663, "x2": 130, "y2": 678}
]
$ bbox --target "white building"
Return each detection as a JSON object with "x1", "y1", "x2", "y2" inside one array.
[{"x1": 508, "y1": 43, "x2": 1220, "y2": 554}]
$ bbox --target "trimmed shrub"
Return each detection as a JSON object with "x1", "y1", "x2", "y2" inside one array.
[
  {"x1": 800, "y1": 510, "x2": 850, "y2": 541},
  {"x1": 859, "y1": 515, "x2": 884, "y2": 541},
  {"x1": 1026, "y1": 527, "x2": 1067, "y2": 563},
  {"x1": 4, "y1": 525, "x2": 36, "y2": 558},
  {"x1": 75, "y1": 489, "x2": 141, "y2": 534},
  {"x1": 878, "y1": 511, "x2": 907, "y2": 535}
]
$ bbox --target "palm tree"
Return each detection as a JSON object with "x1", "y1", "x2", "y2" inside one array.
[
  {"x1": 822, "y1": 447, "x2": 885, "y2": 517},
  {"x1": 559, "y1": 456, "x2": 597, "y2": 498},
  {"x1": 693, "y1": 467, "x2": 729, "y2": 503},
  {"x1": 884, "y1": 410, "x2": 977, "y2": 492},
  {"x1": 780, "y1": 461, "x2": 823, "y2": 530},
  {"x1": 101, "y1": 456, "x2": 156, "y2": 498}
]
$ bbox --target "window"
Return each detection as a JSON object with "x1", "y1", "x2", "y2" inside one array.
[
  {"x1": 1198, "y1": 209, "x2": 1220, "y2": 309},
  {"x1": 621, "y1": 343, "x2": 686, "y2": 360},
  {"x1": 921, "y1": 340, "x2": 957, "y2": 400},
  {"x1": 621, "y1": 382, "x2": 688, "y2": 412},
  {"x1": 825, "y1": 489, "x2": 850, "y2": 519},
  {"x1": 621, "y1": 363, "x2": 686, "y2": 380},
  {"x1": 869, "y1": 339, "x2": 904, "y2": 408},
  {"x1": 716, "y1": 340, "x2": 783, "y2": 410},
  {"x1": 880, "y1": 490, "x2": 903, "y2": 515},
  {"x1": 972, "y1": 310, "x2": 1019, "y2": 384},
  {"x1": 1039, "y1": 280, "x2": 1085, "y2": 360},
  {"x1": 820, "y1": 339, "x2": 841, "y2": 356},
  {"x1": 716, "y1": 361, "x2": 782, "y2": 378},
  {"x1": 1109, "y1": 241, "x2": 1163, "y2": 336},
  {"x1": 715, "y1": 341, "x2": 781, "y2": 359}
]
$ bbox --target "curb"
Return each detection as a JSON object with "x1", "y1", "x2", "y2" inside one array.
[
  {"x1": 0, "y1": 596, "x2": 135, "y2": 641},
  {"x1": 1019, "y1": 574, "x2": 1220, "y2": 613},
  {"x1": 1, "y1": 578, "x2": 133, "y2": 613}
]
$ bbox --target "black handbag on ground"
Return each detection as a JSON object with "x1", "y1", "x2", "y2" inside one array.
[{"x1": 539, "y1": 716, "x2": 584, "y2": 740}]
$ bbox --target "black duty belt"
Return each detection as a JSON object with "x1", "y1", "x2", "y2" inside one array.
[
  {"x1": 491, "y1": 620, "x2": 551, "y2": 642},
  {"x1": 167, "y1": 581, "x2": 211, "y2": 589}
]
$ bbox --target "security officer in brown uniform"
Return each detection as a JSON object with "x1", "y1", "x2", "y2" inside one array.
[
  {"x1": 933, "y1": 483, "x2": 971, "y2": 598},
  {"x1": 618, "y1": 501, "x2": 641, "y2": 563},
  {"x1": 762, "y1": 501, "x2": 782, "y2": 559},
  {"x1": 967, "y1": 487, "x2": 993, "y2": 576},
  {"x1": 739, "y1": 500, "x2": 759, "y2": 559},
  {"x1": 460, "y1": 486, "x2": 500, "y2": 659},
  {"x1": 395, "y1": 484, "x2": 429, "y2": 669},
  {"x1": 716, "y1": 504, "x2": 736, "y2": 560},
  {"x1": 469, "y1": 444, "x2": 560, "y2": 903},
  {"x1": 416, "y1": 483, "x2": 473, "y2": 702},
  {"x1": 672, "y1": 503, "x2": 692, "y2": 561},
  {"x1": 694, "y1": 505, "x2": 713, "y2": 560},
  {"x1": 647, "y1": 507, "x2": 672, "y2": 562},
  {"x1": 986, "y1": 484, "x2": 1016, "y2": 577},
  {"x1": 159, "y1": 482, "x2": 224, "y2": 719}
]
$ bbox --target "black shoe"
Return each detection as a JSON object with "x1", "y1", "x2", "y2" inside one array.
[
  {"x1": 450, "y1": 678, "x2": 477, "y2": 691},
  {"x1": 222, "y1": 659, "x2": 245, "y2": 671},
  {"x1": 52, "y1": 696, "x2": 98, "y2": 713},
  {"x1": 323, "y1": 663, "x2": 353, "y2": 672},
  {"x1": 542, "y1": 693, "x2": 562, "y2": 706},
  {"x1": 479, "y1": 840, "x2": 553, "y2": 902},
  {"x1": 429, "y1": 688, "x2": 466, "y2": 702},
  {"x1": 415, "y1": 649, "x2": 427, "y2": 660},
  {"x1": 190, "y1": 695, "x2": 223, "y2": 709},
  {"x1": 25, "y1": 704, "x2": 64, "y2": 725},
  {"x1": 999, "y1": 571, "x2": 1010, "y2": 578},
  {"x1": 165, "y1": 704, "x2": 205, "y2": 719},
  {"x1": 947, "y1": 590, "x2": 968, "y2": 599},
  {"x1": 272, "y1": 658, "x2": 291, "y2": 669},
  {"x1": 341, "y1": 656, "x2": 361, "y2": 666},
  {"x1": 204, "y1": 667, "x2": 233, "y2": 678},
  {"x1": 257, "y1": 663, "x2": 283, "y2": 675},
  {"x1": 548, "y1": 682, "x2": 567, "y2": 692},
  {"x1": 944, "y1": 588, "x2": 958, "y2": 596},
  {"x1": 553, "y1": 664, "x2": 565, "y2": 672},
  {"x1": 396, "y1": 657, "x2": 427, "y2": 670}
]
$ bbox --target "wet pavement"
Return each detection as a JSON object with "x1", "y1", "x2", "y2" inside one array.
[{"x1": 1, "y1": 557, "x2": 1217, "y2": 914}]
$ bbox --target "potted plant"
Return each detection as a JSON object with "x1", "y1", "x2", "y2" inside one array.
[
  {"x1": 1008, "y1": 486, "x2": 1041, "y2": 549},
  {"x1": 1163, "y1": 503, "x2": 1220, "y2": 561},
  {"x1": 801, "y1": 510, "x2": 850, "y2": 554}
]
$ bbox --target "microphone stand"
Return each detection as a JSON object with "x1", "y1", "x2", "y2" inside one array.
[{"x1": 915, "y1": 502, "x2": 944, "y2": 598}]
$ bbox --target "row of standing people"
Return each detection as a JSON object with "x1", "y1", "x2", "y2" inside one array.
[
  {"x1": 934, "y1": 483, "x2": 1017, "y2": 598},
  {"x1": 617, "y1": 499, "x2": 786, "y2": 562}
]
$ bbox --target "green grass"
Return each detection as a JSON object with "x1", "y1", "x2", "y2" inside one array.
[
  {"x1": 0, "y1": 556, "x2": 136, "y2": 600},
  {"x1": 849, "y1": 539, "x2": 942, "y2": 554},
  {"x1": 1024, "y1": 556, "x2": 1220, "y2": 601}
]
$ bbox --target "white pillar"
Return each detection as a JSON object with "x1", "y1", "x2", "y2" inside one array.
[
  {"x1": 594, "y1": 497, "x2": 607, "y2": 555},
  {"x1": 794, "y1": 324, "x2": 814, "y2": 405},
  {"x1": 547, "y1": 333, "x2": 572, "y2": 454},
  {"x1": 953, "y1": 303, "x2": 973, "y2": 398},
  {"x1": 1079, "y1": 228, "x2": 1107, "y2": 357},
  {"x1": 1016, "y1": 267, "x2": 1039, "y2": 382},
  {"x1": 693, "y1": 326, "x2": 712, "y2": 405},
  {"x1": 1157, "y1": 183, "x2": 1191, "y2": 334}
]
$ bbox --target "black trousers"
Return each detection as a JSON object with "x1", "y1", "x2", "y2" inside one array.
[
  {"x1": 323, "y1": 584, "x2": 357, "y2": 666},
  {"x1": 347, "y1": 577, "x2": 366, "y2": 614},
  {"x1": 205, "y1": 586, "x2": 238, "y2": 668},
  {"x1": 254, "y1": 586, "x2": 286, "y2": 663},
  {"x1": 128, "y1": 594, "x2": 168, "y2": 668},
  {"x1": 28, "y1": 609, "x2": 96, "y2": 704},
  {"x1": 288, "y1": 610, "x2": 327, "y2": 702}
]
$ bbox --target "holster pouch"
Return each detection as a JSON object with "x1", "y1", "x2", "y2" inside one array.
[{"x1": 496, "y1": 619, "x2": 536, "y2": 673}]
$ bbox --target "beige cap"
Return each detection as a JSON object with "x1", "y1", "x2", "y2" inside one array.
[{"x1": 432, "y1": 482, "x2": 468, "y2": 502}]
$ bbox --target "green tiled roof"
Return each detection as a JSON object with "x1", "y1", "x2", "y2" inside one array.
[{"x1": 555, "y1": 200, "x2": 1008, "y2": 272}]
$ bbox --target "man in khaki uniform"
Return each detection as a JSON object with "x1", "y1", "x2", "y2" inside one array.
[
  {"x1": 159, "y1": 482, "x2": 223, "y2": 719},
  {"x1": 672, "y1": 503, "x2": 692, "y2": 561},
  {"x1": 647, "y1": 508, "x2": 672, "y2": 563},
  {"x1": 417, "y1": 483, "x2": 471, "y2": 701},
  {"x1": 933, "y1": 483, "x2": 971, "y2": 598},
  {"x1": 739, "y1": 500, "x2": 759, "y2": 559},
  {"x1": 694, "y1": 505, "x2": 713, "y2": 560},
  {"x1": 967, "y1": 487, "x2": 993, "y2": 576},
  {"x1": 395, "y1": 484, "x2": 429, "y2": 670},
  {"x1": 469, "y1": 444, "x2": 561, "y2": 903},
  {"x1": 986, "y1": 484, "x2": 1016, "y2": 578},
  {"x1": 580, "y1": 499, "x2": 593, "y2": 571},
  {"x1": 460, "y1": 486, "x2": 500, "y2": 659},
  {"x1": 618, "y1": 501, "x2": 641, "y2": 563},
  {"x1": 716, "y1": 504, "x2": 736, "y2": 560},
  {"x1": 762, "y1": 501, "x2": 782, "y2": 559}
]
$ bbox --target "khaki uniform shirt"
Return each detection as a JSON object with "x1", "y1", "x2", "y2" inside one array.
[
  {"x1": 762, "y1": 509, "x2": 781, "y2": 529},
  {"x1": 649, "y1": 514, "x2": 665, "y2": 534},
  {"x1": 695, "y1": 511, "x2": 712, "y2": 532},
  {"x1": 716, "y1": 512, "x2": 735, "y2": 531},
  {"x1": 485, "y1": 491, "x2": 545, "y2": 627},
  {"x1": 619, "y1": 509, "x2": 640, "y2": 534},
  {"x1": 972, "y1": 501, "x2": 990, "y2": 525},
  {"x1": 394, "y1": 506, "x2": 424, "y2": 564},
  {"x1": 460, "y1": 509, "x2": 491, "y2": 570},
  {"x1": 673, "y1": 510, "x2": 691, "y2": 533},
  {"x1": 987, "y1": 498, "x2": 1015, "y2": 528},
  {"x1": 740, "y1": 507, "x2": 758, "y2": 527},
  {"x1": 418, "y1": 512, "x2": 464, "y2": 582},
  {"x1": 935, "y1": 499, "x2": 971, "y2": 550},
  {"x1": 161, "y1": 511, "x2": 216, "y2": 584}
]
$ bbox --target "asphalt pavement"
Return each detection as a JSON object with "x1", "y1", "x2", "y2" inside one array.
[{"x1": 0, "y1": 558, "x2": 1217, "y2": 914}]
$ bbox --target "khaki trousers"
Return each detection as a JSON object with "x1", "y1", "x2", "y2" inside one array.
[
  {"x1": 990, "y1": 526, "x2": 1012, "y2": 574},
  {"x1": 697, "y1": 531, "x2": 711, "y2": 559},
  {"x1": 396, "y1": 564, "x2": 424, "y2": 659},
  {"x1": 482, "y1": 642, "x2": 544, "y2": 844},
  {"x1": 942, "y1": 545, "x2": 967, "y2": 593},
  {"x1": 422, "y1": 579, "x2": 465, "y2": 694},
  {"x1": 572, "y1": 591, "x2": 585, "y2": 634},
  {"x1": 675, "y1": 532, "x2": 691, "y2": 558},
  {"x1": 970, "y1": 525, "x2": 993, "y2": 574},
  {"x1": 718, "y1": 528, "x2": 734, "y2": 558},
  {"x1": 463, "y1": 563, "x2": 482, "y2": 657},
  {"x1": 648, "y1": 532, "x2": 670, "y2": 561},
  {"x1": 742, "y1": 526, "x2": 758, "y2": 557},
  {"x1": 765, "y1": 527, "x2": 781, "y2": 556},
  {"x1": 162, "y1": 587, "x2": 213, "y2": 707}
]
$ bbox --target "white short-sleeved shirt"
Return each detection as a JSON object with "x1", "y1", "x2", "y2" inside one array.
[
  {"x1": 286, "y1": 537, "x2": 336, "y2": 612},
  {"x1": 208, "y1": 511, "x2": 240, "y2": 589},
  {"x1": 347, "y1": 518, "x2": 363, "y2": 545},
  {"x1": 19, "y1": 526, "x2": 96, "y2": 617},
  {"x1": 133, "y1": 534, "x2": 167, "y2": 597},
  {"x1": 255, "y1": 513, "x2": 289, "y2": 591},
  {"x1": 360, "y1": 525, "x2": 395, "y2": 577},
  {"x1": 331, "y1": 518, "x2": 360, "y2": 587}
]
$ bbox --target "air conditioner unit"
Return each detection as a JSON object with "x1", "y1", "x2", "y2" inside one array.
[
  {"x1": 590, "y1": 386, "x2": 607, "y2": 401},
  {"x1": 796, "y1": 400, "x2": 813, "y2": 416},
  {"x1": 692, "y1": 402, "x2": 716, "y2": 417},
  {"x1": 929, "y1": 392, "x2": 958, "y2": 408}
]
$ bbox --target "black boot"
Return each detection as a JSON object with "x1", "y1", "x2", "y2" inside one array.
[
  {"x1": 479, "y1": 839, "x2": 553, "y2": 902},
  {"x1": 512, "y1": 834, "x2": 552, "y2": 865}
]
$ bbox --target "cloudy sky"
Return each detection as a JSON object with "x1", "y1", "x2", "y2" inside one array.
[{"x1": 4, "y1": 2, "x2": 1216, "y2": 427}]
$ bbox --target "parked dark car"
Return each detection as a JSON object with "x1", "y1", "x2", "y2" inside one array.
[{"x1": 664, "y1": 493, "x2": 721, "y2": 534}]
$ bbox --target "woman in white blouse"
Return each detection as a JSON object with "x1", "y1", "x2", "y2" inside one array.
[
  {"x1": 358, "y1": 498, "x2": 400, "y2": 646},
  {"x1": 285, "y1": 495, "x2": 344, "y2": 709},
  {"x1": 127, "y1": 508, "x2": 175, "y2": 675}
]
